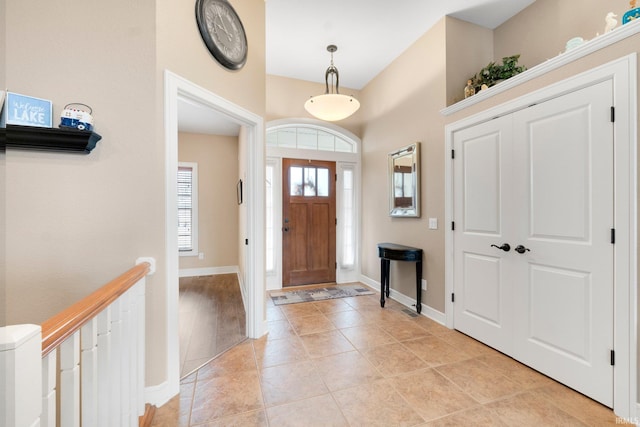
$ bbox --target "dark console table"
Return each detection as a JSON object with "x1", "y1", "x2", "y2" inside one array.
[{"x1": 377, "y1": 243, "x2": 423, "y2": 314}]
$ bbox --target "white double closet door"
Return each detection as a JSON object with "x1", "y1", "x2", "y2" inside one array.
[{"x1": 453, "y1": 79, "x2": 614, "y2": 406}]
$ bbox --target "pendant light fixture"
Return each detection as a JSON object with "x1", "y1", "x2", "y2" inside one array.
[{"x1": 304, "y1": 45, "x2": 360, "y2": 121}]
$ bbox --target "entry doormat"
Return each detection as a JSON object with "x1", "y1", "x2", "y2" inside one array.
[{"x1": 270, "y1": 284, "x2": 375, "y2": 306}]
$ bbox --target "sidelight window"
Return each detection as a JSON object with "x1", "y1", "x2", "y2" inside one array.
[
  {"x1": 265, "y1": 161, "x2": 275, "y2": 273},
  {"x1": 340, "y1": 165, "x2": 355, "y2": 267}
]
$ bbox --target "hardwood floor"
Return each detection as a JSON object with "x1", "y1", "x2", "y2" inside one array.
[{"x1": 179, "y1": 274, "x2": 246, "y2": 378}]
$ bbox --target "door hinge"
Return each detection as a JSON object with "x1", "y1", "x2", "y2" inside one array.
[
  {"x1": 451, "y1": 221, "x2": 455, "y2": 231},
  {"x1": 611, "y1": 106, "x2": 615, "y2": 123},
  {"x1": 335, "y1": 218, "x2": 337, "y2": 225},
  {"x1": 451, "y1": 293, "x2": 455, "y2": 303},
  {"x1": 335, "y1": 173, "x2": 337, "y2": 181},
  {"x1": 245, "y1": 239, "x2": 249, "y2": 245},
  {"x1": 611, "y1": 228, "x2": 615, "y2": 244},
  {"x1": 611, "y1": 350, "x2": 615, "y2": 366},
  {"x1": 335, "y1": 262, "x2": 337, "y2": 269},
  {"x1": 451, "y1": 149, "x2": 455, "y2": 159}
]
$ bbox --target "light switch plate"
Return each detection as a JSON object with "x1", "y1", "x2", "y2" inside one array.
[{"x1": 428, "y1": 218, "x2": 438, "y2": 229}]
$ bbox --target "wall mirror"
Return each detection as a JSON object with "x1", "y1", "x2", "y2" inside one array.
[{"x1": 388, "y1": 142, "x2": 420, "y2": 217}]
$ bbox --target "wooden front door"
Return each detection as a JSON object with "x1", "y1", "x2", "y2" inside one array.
[{"x1": 282, "y1": 158, "x2": 336, "y2": 286}]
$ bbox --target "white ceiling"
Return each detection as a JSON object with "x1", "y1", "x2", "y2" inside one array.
[
  {"x1": 179, "y1": 0, "x2": 536, "y2": 135},
  {"x1": 266, "y1": 0, "x2": 536, "y2": 90},
  {"x1": 178, "y1": 97, "x2": 241, "y2": 136}
]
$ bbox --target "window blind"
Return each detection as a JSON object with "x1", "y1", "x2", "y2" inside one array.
[{"x1": 178, "y1": 166, "x2": 193, "y2": 251}]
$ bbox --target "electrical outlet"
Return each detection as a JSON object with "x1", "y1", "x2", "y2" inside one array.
[
  {"x1": 428, "y1": 218, "x2": 438, "y2": 229},
  {"x1": 422, "y1": 279, "x2": 427, "y2": 291},
  {"x1": 198, "y1": 252, "x2": 204, "y2": 260}
]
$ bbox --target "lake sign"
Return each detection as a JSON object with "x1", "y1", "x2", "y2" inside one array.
[{"x1": 1, "y1": 92, "x2": 52, "y2": 128}]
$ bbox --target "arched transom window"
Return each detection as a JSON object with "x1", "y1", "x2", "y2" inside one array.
[{"x1": 266, "y1": 126, "x2": 357, "y2": 153}]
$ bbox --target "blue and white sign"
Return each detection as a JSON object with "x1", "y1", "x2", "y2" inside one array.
[{"x1": 1, "y1": 92, "x2": 53, "y2": 128}]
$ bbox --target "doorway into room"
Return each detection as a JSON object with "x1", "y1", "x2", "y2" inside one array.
[
  {"x1": 165, "y1": 71, "x2": 265, "y2": 397},
  {"x1": 176, "y1": 128, "x2": 245, "y2": 377}
]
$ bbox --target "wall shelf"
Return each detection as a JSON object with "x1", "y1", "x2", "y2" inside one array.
[
  {"x1": 441, "y1": 19, "x2": 640, "y2": 116},
  {"x1": 0, "y1": 125, "x2": 102, "y2": 154}
]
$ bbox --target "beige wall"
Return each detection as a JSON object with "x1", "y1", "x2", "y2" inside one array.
[
  {"x1": 358, "y1": 18, "x2": 448, "y2": 311},
  {"x1": 5, "y1": 0, "x2": 164, "y2": 380},
  {"x1": 157, "y1": 0, "x2": 265, "y2": 117},
  {"x1": 5, "y1": 0, "x2": 264, "y2": 388},
  {"x1": 5, "y1": 1, "x2": 160, "y2": 321},
  {"x1": 445, "y1": 17, "x2": 494, "y2": 106},
  {"x1": 0, "y1": 0, "x2": 5, "y2": 91},
  {"x1": 0, "y1": 0, "x2": 5, "y2": 327},
  {"x1": 0, "y1": 141, "x2": 4, "y2": 327},
  {"x1": 178, "y1": 133, "x2": 239, "y2": 270},
  {"x1": 494, "y1": 0, "x2": 630, "y2": 70},
  {"x1": 266, "y1": 74, "x2": 363, "y2": 136}
]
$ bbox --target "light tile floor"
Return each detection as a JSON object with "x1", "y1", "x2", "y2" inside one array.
[{"x1": 152, "y1": 284, "x2": 629, "y2": 426}]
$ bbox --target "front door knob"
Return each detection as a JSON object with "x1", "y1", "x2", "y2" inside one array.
[
  {"x1": 515, "y1": 245, "x2": 530, "y2": 254},
  {"x1": 490, "y1": 243, "x2": 511, "y2": 252}
]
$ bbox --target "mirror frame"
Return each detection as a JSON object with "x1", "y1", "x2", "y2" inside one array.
[{"x1": 388, "y1": 142, "x2": 420, "y2": 217}]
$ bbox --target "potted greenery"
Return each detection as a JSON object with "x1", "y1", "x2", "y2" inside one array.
[{"x1": 469, "y1": 54, "x2": 526, "y2": 92}]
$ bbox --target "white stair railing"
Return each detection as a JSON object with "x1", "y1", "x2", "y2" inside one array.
[{"x1": 0, "y1": 258, "x2": 154, "y2": 427}]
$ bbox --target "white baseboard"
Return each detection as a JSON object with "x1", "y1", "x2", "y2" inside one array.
[
  {"x1": 266, "y1": 274, "x2": 281, "y2": 291},
  {"x1": 144, "y1": 380, "x2": 178, "y2": 408},
  {"x1": 178, "y1": 266, "x2": 239, "y2": 278},
  {"x1": 237, "y1": 271, "x2": 247, "y2": 313},
  {"x1": 359, "y1": 274, "x2": 446, "y2": 325}
]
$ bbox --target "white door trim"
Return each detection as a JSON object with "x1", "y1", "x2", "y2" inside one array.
[
  {"x1": 154, "y1": 70, "x2": 265, "y2": 406},
  {"x1": 444, "y1": 54, "x2": 637, "y2": 418}
]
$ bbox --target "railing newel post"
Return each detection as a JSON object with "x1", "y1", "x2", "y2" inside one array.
[{"x1": 0, "y1": 324, "x2": 42, "y2": 427}]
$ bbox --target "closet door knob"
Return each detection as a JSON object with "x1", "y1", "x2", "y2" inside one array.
[{"x1": 515, "y1": 245, "x2": 530, "y2": 254}]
